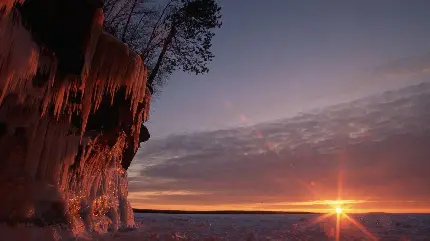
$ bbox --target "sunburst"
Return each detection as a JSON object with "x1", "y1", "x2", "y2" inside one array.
[
  {"x1": 231, "y1": 109, "x2": 378, "y2": 240},
  {"x1": 303, "y1": 198, "x2": 377, "y2": 240}
]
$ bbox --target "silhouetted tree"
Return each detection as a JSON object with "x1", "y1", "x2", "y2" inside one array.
[{"x1": 103, "y1": 0, "x2": 222, "y2": 95}]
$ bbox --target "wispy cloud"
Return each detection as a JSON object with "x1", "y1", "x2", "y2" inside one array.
[
  {"x1": 375, "y1": 53, "x2": 430, "y2": 77},
  {"x1": 269, "y1": 200, "x2": 373, "y2": 206},
  {"x1": 128, "y1": 190, "x2": 209, "y2": 200}
]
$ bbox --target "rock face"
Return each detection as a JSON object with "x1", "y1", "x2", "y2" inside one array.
[{"x1": 0, "y1": 0, "x2": 151, "y2": 233}]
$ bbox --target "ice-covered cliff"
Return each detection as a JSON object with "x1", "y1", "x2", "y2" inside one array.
[{"x1": 0, "y1": 0, "x2": 151, "y2": 234}]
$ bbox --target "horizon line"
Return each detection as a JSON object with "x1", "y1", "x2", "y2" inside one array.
[{"x1": 133, "y1": 208, "x2": 430, "y2": 215}]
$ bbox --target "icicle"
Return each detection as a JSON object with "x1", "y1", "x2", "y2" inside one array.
[
  {"x1": 132, "y1": 106, "x2": 144, "y2": 151},
  {"x1": 38, "y1": 51, "x2": 57, "y2": 88},
  {"x1": 0, "y1": 9, "x2": 39, "y2": 104},
  {"x1": 52, "y1": 83, "x2": 68, "y2": 119},
  {"x1": 79, "y1": 32, "x2": 148, "y2": 136},
  {"x1": 39, "y1": 52, "x2": 58, "y2": 117},
  {"x1": 0, "y1": 0, "x2": 24, "y2": 16},
  {"x1": 0, "y1": 4, "x2": 150, "y2": 234},
  {"x1": 143, "y1": 87, "x2": 152, "y2": 122},
  {"x1": 24, "y1": 118, "x2": 50, "y2": 179},
  {"x1": 81, "y1": 8, "x2": 104, "y2": 84}
]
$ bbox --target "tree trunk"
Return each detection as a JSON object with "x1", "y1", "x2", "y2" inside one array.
[
  {"x1": 146, "y1": 25, "x2": 176, "y2": 94},
  {"x1": 121, "y1": 0, "x2": 139, "y2": 42}
]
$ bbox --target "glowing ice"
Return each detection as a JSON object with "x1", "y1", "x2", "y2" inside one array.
[{"x1": 0, "y1": 4, "x2": 151, "y2": 237}]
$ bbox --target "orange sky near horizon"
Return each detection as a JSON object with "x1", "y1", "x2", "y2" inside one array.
[
  {"x1": 128, "y1": 130, "x2": 430, "y2": 214},
  {"x1": 129, "y1": 196, "x2": 430, "y2": 214},
  {"x1": 128, "y1": 129, "x2": 430, "y2": 214}
]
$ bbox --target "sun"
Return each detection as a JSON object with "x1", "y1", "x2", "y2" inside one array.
[{"x1": 335, "y1": 207, "x2": 343, "y2": 214}]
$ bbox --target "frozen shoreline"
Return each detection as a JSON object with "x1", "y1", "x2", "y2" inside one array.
[{"x1": 2, "y1": 213, "x2": 430, "y2": 241}]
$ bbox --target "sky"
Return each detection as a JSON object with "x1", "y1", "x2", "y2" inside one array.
[{"x1": 129, "y1": 0, "x2": 430, "y2": 213}]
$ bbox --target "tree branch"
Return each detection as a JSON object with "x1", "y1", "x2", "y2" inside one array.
[{"x1": 147, "y1": 25, "x2": 177, "y2": 94}]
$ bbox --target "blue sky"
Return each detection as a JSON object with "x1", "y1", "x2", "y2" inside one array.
[{"x1": 146, "y1": 0, "x2": 430, "y2": 138}]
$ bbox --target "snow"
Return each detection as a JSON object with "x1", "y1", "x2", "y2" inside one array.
[{"x1": 0, "y1": 213, "x2": 430, "y2": 240}]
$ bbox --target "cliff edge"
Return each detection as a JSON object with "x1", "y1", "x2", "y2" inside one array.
[{"x1": 0, "y1": 0, "x2": 151, "y2": 233}]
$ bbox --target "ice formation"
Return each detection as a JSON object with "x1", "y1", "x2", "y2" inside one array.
[
  {"x1": 0, "y1": 0, "x2": 24, "y2": 15},
  {"x1": 0, "y1": 0, "x2": 151, "y2": 237}
]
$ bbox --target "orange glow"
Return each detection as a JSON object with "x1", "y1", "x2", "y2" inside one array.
[
  {"x1": 344, "y1": 213, "x2": 378, "y2": 241},
  {"x1": 291, "y1": 154, "x2": 380, "y2": 241},
  {"x1": 303, "y1": 213, "x2": 333, "y2": 228},
  {"x1": 300, "y1": 200, "x2": 379, "y2": 241},
  {"x1": 130, "y1": 102, "x2": 430, "y2": 215},
  {"x1": 336, "y1": 212, "x2": 341, "y2": 241},
  {"x1": 130, "y1": 201, "x2": 430, "y2": 213}
]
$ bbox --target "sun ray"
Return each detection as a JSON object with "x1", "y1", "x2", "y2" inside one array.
[
  {"x1": 302, "y1": 213, "x2": 333, "y2": 228},
  {"x1": 336, "y1": 213, "x2": 341, "y2": 241},
  {"x1": 343, "y1": 213, "x2": 378, "y2": 241},
  {"x1": 337, "y1": 149, "x2": 346, "y2": 201},
  {"x1": 228, "y1": 99, "x2": 379, "y2": 241}
]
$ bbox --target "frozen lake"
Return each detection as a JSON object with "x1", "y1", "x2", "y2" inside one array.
[
  {"x1": 102, "y1": 213, "x2": 430, "y2": 240},
  {"x1": 2, "y1": 213, "x2": 430, "y2": 240}
]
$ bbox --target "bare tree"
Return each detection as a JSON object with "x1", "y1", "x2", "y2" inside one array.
[{"x1": 103, "y1": 0, "x2": 222, "y2": 95}]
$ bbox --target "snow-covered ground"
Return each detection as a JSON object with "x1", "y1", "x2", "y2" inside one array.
[{"x1": 2, "y1": 213, "x2": 430, "y2": 240}]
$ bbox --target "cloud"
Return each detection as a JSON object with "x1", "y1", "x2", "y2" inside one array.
[
  {"x1": 275, "y1": 200, "x2": 373, "y2": 206},
  {"x1": 375, "y1": 53, "x2": 430, "y2": 77},
  {"x1": 129, "y1": 83, "x2": 430, "y2": 211}
]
